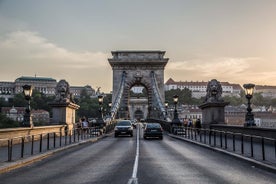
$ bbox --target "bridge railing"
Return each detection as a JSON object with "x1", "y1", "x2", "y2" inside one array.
[
  {"x1": 174, "y1": 127, "x2": 276, "y2": 166},
  {"x1": 0, "y1": 122, "x2": 116, "y2": 163}
]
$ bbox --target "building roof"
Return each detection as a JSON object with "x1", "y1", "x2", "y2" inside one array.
[
  {"x1": 15, "y1": 76, "x2": 56, "y2": 82},
  {"x1": 255, "y1": 85, "x2": 276, "y2": 90},
  {"x1": 165, "y1": 78, "x2": 242, "y2": 88},
  {"x1": 165, "y1": 78, "x2": 175, "y2": 85}
]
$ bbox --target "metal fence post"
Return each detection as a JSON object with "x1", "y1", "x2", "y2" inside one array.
[
  {"x1": 31, "y1": 135, "x2": 34, "y2": 155},
  {"x1": 233, "y1": 133, "x2": 235, "y2": 152},
  {"x1": 21, "y1": 137, "x2": 25, "y2": 158},
  {"x1": 251, "y1": 136, "x2": 254, "y2": 158},
  {"x1": 262, "y1": 137, "x2": 265, "y2": 160},
  {"x1": 241, "y1": 134, "x2": 244, "y2": 155}
]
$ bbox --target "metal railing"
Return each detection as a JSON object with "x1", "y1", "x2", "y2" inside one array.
[
  {"x1": 172, "y1": 127, "x2": 276, "y2": 165},
  {"x1": 0, "y1": 123, "x2": 116, "y2": 163}
]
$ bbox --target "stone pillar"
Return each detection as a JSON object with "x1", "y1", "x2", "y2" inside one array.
[
  {"x1": 50, "y1": 102, "x2": 79, "y2": 131},
  {"x1": 49, "y1": 79, "x2": 80, "y2": 133},
  {"x1": 198, "y1": 102, "x2": 229, "y2": 129},
  {"x1": 199, "y1": 79, "x2": 229, "y2": 129}
]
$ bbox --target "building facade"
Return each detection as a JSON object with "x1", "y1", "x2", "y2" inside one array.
[
  {"x1": 0, "y1": 76, "x2": 96, "y2": 100},
  {"x1": 255, "y1": 85, "x2": 276, "y2": 98},
  {"x1": 165, "y1": 78, "x2": 242, "y2": 99},
  {"x1": 15, "y1": 76, "x2": 57, "y2": 96}
]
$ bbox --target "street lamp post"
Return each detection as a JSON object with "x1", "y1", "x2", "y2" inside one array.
[
  {"x1": 173, "y1": 95, "x2": 180, "y2": 122},
  {"x1": 164, "y1": 101, "x2": 168, "y2": 117},
  {"x1": 97, "y1": 95, "x2": 105, "y2": 127},
  {"x1": 171, "y1": 95, "x2": 181, "y2": 134},
  {"x1": 108, "y1": 101, "x2": 112, "y2": 118},
  {"x1": 22, "y1": 85, "x2": 33, "y2": 128},
  {"x1": 243, "y1": 83, "x2": 256, "y2": 127}
]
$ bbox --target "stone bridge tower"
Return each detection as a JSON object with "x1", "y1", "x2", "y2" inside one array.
[{"x1": 108, "y1": 51, "x2": 168, "y2": 119}]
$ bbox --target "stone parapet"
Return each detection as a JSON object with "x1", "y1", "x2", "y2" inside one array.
[
  {"x1": 0, "y1": 125, "x2": 66, "y2": 146},
  {"x1": 211, "y1": 124, "x2": 276, "y2": 139}
]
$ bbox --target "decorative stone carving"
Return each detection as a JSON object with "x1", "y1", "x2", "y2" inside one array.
[
  {"x1": 205, "y1": 79, "x2": 223, "y2": 103},
  {"x1": 55, "y1": 79, "x2": 75, "y2": 103},
  {"x1": 199, "y1": 79, "x2": 229, "y2": 129}
]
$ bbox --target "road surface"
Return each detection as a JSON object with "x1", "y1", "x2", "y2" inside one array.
[{"x1": 0, "y1": 124, "x2": 275, "y2": 184}]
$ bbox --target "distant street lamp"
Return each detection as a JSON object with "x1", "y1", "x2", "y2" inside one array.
[
  {"x1": 108, "y1": 101, "x2": 112, "y2": 117},
  {"x1": 164, "y1": 101, "x2": 169, "y2": 119},
  {"x1": 164, "y1": 101, "x2": 168, "y2": 116},
  {"x1": 97, "y1": 94, "x2": 105, "y2": 127},
  {"x1": 171, "y1": 95, "x2": 181, "y2": 134},
  {"x1": 172, "y1": 95, "x2": 180, "y2": 122},
  {"x1": 22, "y1": 85, "x2": 33, "y2": 128},
  {"x1": 243, "y1": 83, "x2": 256, "y2": 127}
]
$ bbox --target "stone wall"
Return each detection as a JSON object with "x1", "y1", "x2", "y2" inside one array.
[
  {"x1": 0, "y1": 125, "x2": 67, "y2": 146},
  {"x1": 211, "y1": 124, "x2": 276, "y2": 139}
]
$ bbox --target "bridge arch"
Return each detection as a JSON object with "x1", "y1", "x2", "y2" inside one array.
[{"x1": 108, "y1": 51, "x2": 168, "y2": 120}]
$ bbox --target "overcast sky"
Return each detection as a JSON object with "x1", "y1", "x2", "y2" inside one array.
[{"x1": 1, "y1": 0, "x2": 276, "y2": 92}]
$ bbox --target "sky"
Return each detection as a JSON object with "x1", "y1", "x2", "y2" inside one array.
[{"x1": 0, "y1": 0, "x2": 276, "y2": 93}]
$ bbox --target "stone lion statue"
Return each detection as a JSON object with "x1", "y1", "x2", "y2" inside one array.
[
  {"x1": 205, "y1": 79, "x2": 223, "y2": 103},
  {"x1": 55, "y1": 79, "x2": 74, "y2": 103}
]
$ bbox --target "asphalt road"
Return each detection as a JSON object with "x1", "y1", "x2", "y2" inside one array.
[{"x1": 0, "y1": 124, "x2": 276, "y2": 184}]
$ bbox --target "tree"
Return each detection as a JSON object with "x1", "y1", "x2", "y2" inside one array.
[
  {"x1": 165, "y1": 88, "x2": 199, "y2": 105},
  {"x1": 0, "y1": 113, "x2": 19, "y2": 128}
]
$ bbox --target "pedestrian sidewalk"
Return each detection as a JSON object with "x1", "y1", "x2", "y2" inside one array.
[
  {"x1": 168, "y1": 133, "x2": 276, "y2": 174},
  {"x1": 0, "y1": 134, "x2": 107, "y2": 174}
]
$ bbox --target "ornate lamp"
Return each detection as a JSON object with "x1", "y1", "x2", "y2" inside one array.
[
  {"x1": 97, "y1": 94, "x2": 105, "y2": 127},
  {"x1": 22, "y1": 85, "x2": 33, "y2": 127},
  {"x1": 171, "y1": 95, "x2": 181, "y2": 133},
  {"x1": 243, "y1": 83, "x2": 256, "y2": 127},
  {"x1": 108, "y1": 102, "x2": 112, "y2": 117},
  {"x1": 165, "y1": 101, "x2": 168, "y2": 116},
  {"x1": 98, "y1": 95, "x2": 104, "y2": 106}
]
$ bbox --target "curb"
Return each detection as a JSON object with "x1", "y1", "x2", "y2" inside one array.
[
  {"x1": 0, "y1": 134, "x2": 108, "y2": 174},
  {"x1": 167, "y1": 133, "x2": 276, "y2": 173}
]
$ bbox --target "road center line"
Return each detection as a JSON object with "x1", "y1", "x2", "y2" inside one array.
[{"x1": 127, "y1": 123, "x2": 140, "y2": 184}]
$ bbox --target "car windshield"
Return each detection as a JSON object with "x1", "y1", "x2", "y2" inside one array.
[
  {"x1": 117, "y1": 121, "x2": 131, "y2": 126},
  {"x1": 146, "y1": 123, "x2": 161, "y2": 128}
]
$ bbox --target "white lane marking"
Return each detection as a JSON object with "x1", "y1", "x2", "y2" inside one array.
[{"x1": 127, "y1": 123, "x2": 140, "y2": 184}]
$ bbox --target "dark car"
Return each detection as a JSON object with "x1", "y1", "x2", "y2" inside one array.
[
  {"x1": 143, "y1": 123, "x2": 163, "y2": 140},
  {"x1": 114, "y1": 120, "x2": 133, "y2": 137}
]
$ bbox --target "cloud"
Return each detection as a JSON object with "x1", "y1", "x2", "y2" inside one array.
[
  {"x1": 0, "y1": 31, "x2": 112, "y2": 92},
  {"x1": 165, "y1": 56, "x2": 270, "y2": 84},
  {"x1": 0, "y1": 31, "x2": 109, "y2": 69}
]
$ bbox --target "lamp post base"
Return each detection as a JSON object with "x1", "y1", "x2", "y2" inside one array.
[{"x1": 244, "y1": 122, "x2": 256, "y2": 127}]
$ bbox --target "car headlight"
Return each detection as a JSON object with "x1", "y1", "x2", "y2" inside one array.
[
  {"x1": 128, "y1": 127, "x2": 133, "y2": 130},
  {"x1": 114, "y1": 127, "x2": 118, "y2": 130}
]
